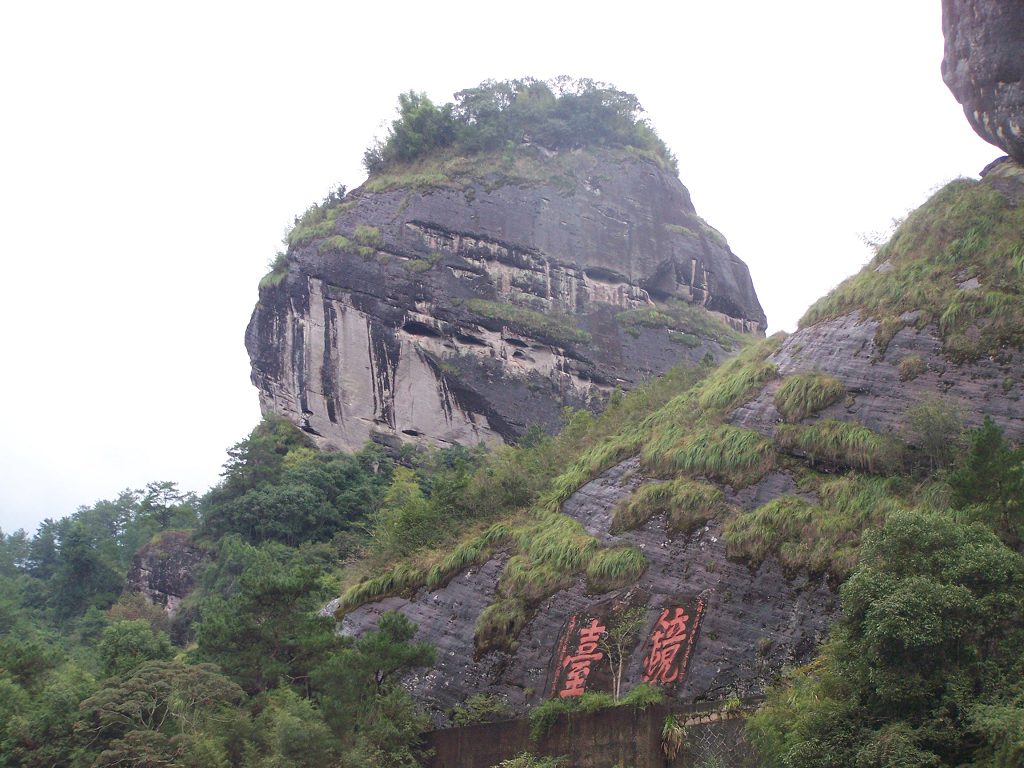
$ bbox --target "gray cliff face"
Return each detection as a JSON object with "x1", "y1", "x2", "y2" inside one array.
[
  {"x1": 942, "y1": 0, "x2": 1024, "y2": 163},
  {"x1": 339, "y1": 459, "x2": 836, "y2": 724},
  {"x1": 247, "y1": 148, "x2": 765, "y2": 451},
  {"x1": 732, "y1": 311, "x2": 1024, "y2": 446},
  {"x1": 125, "y1": 531, "x2": 207, "y2": 619}
]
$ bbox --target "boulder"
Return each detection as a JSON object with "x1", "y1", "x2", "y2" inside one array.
[
  {"x1": 942, "y1": 0, "x2": 1024, "y2": 162},
  {"x1": 247, "y1": 146, "x2": 765, "y2": 452}
]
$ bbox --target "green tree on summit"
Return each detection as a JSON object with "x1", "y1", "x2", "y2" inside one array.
[{"x1": 363, "y1": 77, "x2": 676, "y2": 173}]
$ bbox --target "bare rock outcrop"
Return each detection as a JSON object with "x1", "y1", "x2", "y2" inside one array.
[
  {"x1": 731, "y1": 310, "x2": 1024, "y2": 445},
  {"x1": 734, "y1": 160, "x2": 1024, "y2": 447},
  {"x1": 125, "y1": 531, "x2": 207, "y2": 619},
  {"x1": 942, "y1": 0, "x2": 1024, "y2": 162},
  {"x1": 247, "y1": 147, "x2": 765, "y2": 452}
]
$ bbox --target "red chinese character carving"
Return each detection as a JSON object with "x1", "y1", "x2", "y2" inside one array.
[
  {"x1": 641, "y1": 607, "x2": 690, "y2": 684},
  {"x1": 558, "y1": 617, "x2": 606, "y2": 697}
]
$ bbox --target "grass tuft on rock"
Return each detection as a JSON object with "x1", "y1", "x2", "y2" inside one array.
[
  {"x1": 724, "y1": 475, "x2": 905, "y2": 577},
  {"x1": 773, "y1": 372, "x2": 846, "y2": 423},
  {"x1": 611, "y1": 478, "x2": 726, "y2": 534},
  {"x1": 645, "y1": 424, "x2": 776, "y2": 488},
  {"x1": 585, "y1": 546, "x2": 648, "y2": 594},
  {"x1": 775, "y1": 420, "x2": 904, "y2": 474}
]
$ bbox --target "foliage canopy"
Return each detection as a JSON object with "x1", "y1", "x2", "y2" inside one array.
[{"x1": 363, "y1": 77, "x2": 677, "y2": 174}]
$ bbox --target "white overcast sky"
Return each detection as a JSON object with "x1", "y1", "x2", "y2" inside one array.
[{"x1": 0, "y1": 1, "x2": 998, "y2": 534}]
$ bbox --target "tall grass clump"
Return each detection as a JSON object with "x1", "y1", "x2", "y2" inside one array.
[
  {"x1": 611, "y1": 478, "x2": 725, "y2": 534},
  {"x1": 773, "y1": 372, "x2": 846, "y2": 423},
  {"x1": 334, "y1": 562, "x2": 427, "y2": 616},
  {"x1": 775, "y1": 420, "x2": 904, "y2": 474},
  {"x1": 317, "y1": 235, "x2": 353, "y2": 255},
  {"x1": 646, "y1": 425, "x2": 775, "y2": 488},
  {"x1": 497, "y1": 555, "x2": 575, "y2": 604},
  {"x1": 513, "y1": 514, "x2": 599, "y2": 572},
  {"x1": 690, "y1": 335, "x2": 784, "y2": 413},
  {"x1": 258, "y1": 252, "x2": 288, "y2": 289},
  {"x1": 697, "y1": 359, "x2": 778, "y2": 412},
  {"x1": 475, "y1": 599, "x2": 530, "y2": 655},
  {"x1": 424, "y1": 522, "x2": 513, "y2": 589},
  {"x1": 725, "y1": 496, "x2": 817, "y2": 568},
  {"x1": 725, "y1": 475, "x2": 905, "y2": 577},
  {"x1": 585, "y1": 546, "x2": 648, "y2": 593}
]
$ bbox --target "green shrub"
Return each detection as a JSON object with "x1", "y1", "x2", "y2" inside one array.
[
  {"x1": 402, "y1": 259, "x2": 432, "y2": 273},
  {"x1": 529, "y1": 698, "x2": 576, "y2": 741},
  {"x1": 775, "y1": 420, "x2": 904, "y2": 474},
  {"x1": 450, "y1": 693, "x2": 512, "y2": 726},
  {"x1": 903, "y1": 396, "x2": 965, "y2": 471},
  {"x1": 773, "y1": 372, "x2": 845, "y2": 423},
  {"x1": 620, "y1": 682, "x2": 664, "y2": 708},
  {"x1": 365, "y1": 78, "x2": 677, "y2": 175},
  {"x1": 669, "y1": 331, "x2": 701, "y2": 347}
]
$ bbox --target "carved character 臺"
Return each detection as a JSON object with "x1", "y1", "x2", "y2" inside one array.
[{"x1": 558, "y1": 617, "x2": 606, "y2": 697}]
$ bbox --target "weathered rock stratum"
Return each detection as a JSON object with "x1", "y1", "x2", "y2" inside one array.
[
  {"x1": 247, "y1": 147, "x2": 765, "y2": 452},
  {"x1": 942, "y1": 0, "x2": 1024, "y2": 163}
]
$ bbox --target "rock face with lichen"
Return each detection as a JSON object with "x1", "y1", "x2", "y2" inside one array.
[
  {"x1": 247, "y1": 146, "x2": 765, "y2": 452},
  {"x1": 126, "y1": 531, "x2": 207, "y2": 620},
  {"x1": 942, "y1": 0, "x2": 1024, "y2": 163}
]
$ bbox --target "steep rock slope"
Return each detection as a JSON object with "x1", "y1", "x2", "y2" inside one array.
[
  {"x1": 942, "y1": 0, "x2": 1024, "y2": 163},
  {"x1": 333, "y1": 160, "x2": 1024, "y2": 725},
  {"x1": 247, "y1": 146, "x2": 764, "y2": 452},
  {"x1": 735, "y1": 159, "x2": 1024, "y2": 446}
]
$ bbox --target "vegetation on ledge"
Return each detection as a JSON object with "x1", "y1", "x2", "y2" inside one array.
[
  {"x1": 465, "y1": 298, "x2": 592, "y2": 346},
  {"x1": 615, "y1": 300, "x2": 747, "y2": 349},
  {"x1": 800, "y1": 176, "x2": 1024, "y2": 361},
  {"x1": 773, "y1": 371, "x2": 846, "y2": 423}
]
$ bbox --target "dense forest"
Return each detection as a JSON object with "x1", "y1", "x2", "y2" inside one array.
[{"x1": 0, "y1": 370, "x2": 706, "y2": 767}]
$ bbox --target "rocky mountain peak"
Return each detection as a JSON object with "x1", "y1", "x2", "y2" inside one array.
[{"x1": 247, "y1": 81, "x2": 765, "y2": 453}]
